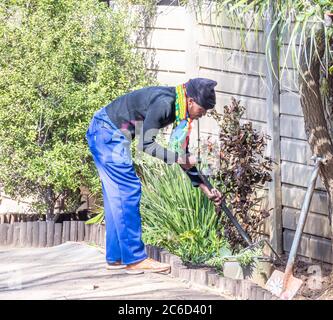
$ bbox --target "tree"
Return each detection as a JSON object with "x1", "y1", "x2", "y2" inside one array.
[
  {"x1": 0, "y1": 0, "x2": 152, "y2": 221},
  {"x1": 299, "y1": 25, "x2": 333, "y2": 230}
]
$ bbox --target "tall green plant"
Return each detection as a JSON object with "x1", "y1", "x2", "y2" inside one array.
[
  {"x1": 0, "y1": 0, "x2": 151, "y2": 220},
  {"x1": 140, "y1": 161, "x2": 230, "y2": 264}
]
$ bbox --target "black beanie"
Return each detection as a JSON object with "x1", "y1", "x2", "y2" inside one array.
[{"x1": 184, "y1": 78, "x2": 218, "y2": 110}]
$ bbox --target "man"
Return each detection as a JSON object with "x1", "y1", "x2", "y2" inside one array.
[{"x1": 86, "y1": 78, "x2": 222, "y2": 274}]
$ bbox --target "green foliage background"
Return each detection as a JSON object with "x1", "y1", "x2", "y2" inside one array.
[{"x1": 0, "y1": 0, "x2": 152, "y2": 217}]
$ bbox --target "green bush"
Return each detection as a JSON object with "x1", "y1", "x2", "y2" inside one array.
[
  {"x1": 0, "y1": 0, "x2": 152, "y2": 220},
  {"x1": 140, "y1": 160, "x2": 230, "y2": 264}
]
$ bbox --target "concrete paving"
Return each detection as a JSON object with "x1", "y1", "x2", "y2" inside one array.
[{"x1": 0, "y1": 242, "x2": 226, "y2": 300}]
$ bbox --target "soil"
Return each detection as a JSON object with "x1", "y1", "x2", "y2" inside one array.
[
  {"x1": 273, "y1": 254, "x2": 333, "y2": 300},
  {"x1": 169, "y1": 253, "x2": 333, "y2": 299}
]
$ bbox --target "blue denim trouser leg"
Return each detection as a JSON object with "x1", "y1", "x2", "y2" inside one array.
[{"x1": 85, "y1": 107, "x2": 147, "y2": 265}]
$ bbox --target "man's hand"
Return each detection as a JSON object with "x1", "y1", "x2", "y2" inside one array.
[
  {"x1": 177, "y1": 154, "x2": 197, "y2": 170},
  {"x1": 199, "y1": 183, "x2": 223, "y2": 207}
]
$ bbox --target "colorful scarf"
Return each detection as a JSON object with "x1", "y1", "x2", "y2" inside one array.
[{"x1": 168, "y1": 84, "x2": 193, "y2": 155}]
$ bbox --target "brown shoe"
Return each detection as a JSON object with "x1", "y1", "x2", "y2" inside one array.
[
  {"x1": 125, "y1": 258, "x2": 171, "y2": 275},
  {"x1": 106, "y1": 260, "x2": 128, "y2": 270}
]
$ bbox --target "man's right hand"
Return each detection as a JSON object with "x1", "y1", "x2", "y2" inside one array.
[{"x1": 177, "y1": 154, "x2": 197, "y2": 170}]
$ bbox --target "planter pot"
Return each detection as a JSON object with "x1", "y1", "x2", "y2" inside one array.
[{"x1": 223, "y1": 257, "x2": 273, "y2": 287}]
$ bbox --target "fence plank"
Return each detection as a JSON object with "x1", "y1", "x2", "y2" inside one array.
[
  {"x1": 19, "y1": 222, "x2": 27, "y2": 247},
  {"x1": 77, "y1": 221, "x2": 85, "y2": 242},
  {"x1": 199, "y1": 46, "x2": 266, "y2": 76},
  {"x1": 95, "y1": 225, "x2": 100, "y2": 246},
  {"x1": 280, "y1": 68, "x2": 299, "y2": 92},
  {"x1": 38, "y1": 221, "x2": 47, "y2": 247},
  {"x1": 26, "y1": 221, "x2": 33, "y2": 247},
  {"x1": 7, "y1": 224, "x2": 14, "y2": 246},
  {"x1": 138, "y1": 48, "x2": 186, "y2": 72},
  {"x1": 197, "y1": 3, "x2": 264, "y2": 31},
  {"x1": 54, "y1": 223, "x2": 62, "y2": 246},
  {"x1": 282, "y1": 208, "x2": 331, "y2": 239},
  {"x1": 62, "y1": 221, "x2": 70, "y2": 243},
  {"x1": 198, "y1": 25, "x2": 265, "y2": 53},
  {"x1": 280, "y1": 92, "x2": 302, "y2": 116},
  {"x1": 281, "y1": 21, "x2": 310, "y2": 46},
  {"x1": 281, "y1": 161, "x2": 326, "y2": 191},
  {"x1": 199, "y1": 68, "x2": 267, "y2": 99},
  {"x1": 0, "y1": 223, "x2": 8, "y2": 245},
  {"x1": 95, "y1": 224, "x2": 100, "y2": 246},
  {"x1": 137, "y1": 28, "x2": 186, "y2": 51},
  {"x1": 280, "y1": 44, "x2": 301, "y2": 70},
  {"x1": 240, "y1": 119, "x2": 267, "y2": 134},
  {"x1": 136, "y1": 4, "x2": 186, "y2": 29},
  {"x1": 84, "y1": 223, "x2": 91, "y2": 242},
  {"x1": 46, "y1": 221, "x2": 55, "y2": 247},
  {"x1": 281, "y1": 138, "x2": 313, "y2": 165},
  {"x1": 99, "y1": 225, "x2": 103, "y2": 246},
  {"x1": 101, "y1": 225, "x2": 106, "y2": 248},
  {"x1": 32, "y1": 221, "x2": 39, "y2": 247},
  {"x1": 280, "y1": 114, "x2": 307, "y2": 140},
  {"x1": 89, "y1": 224, "x2": 94, "y2": 243},
  {"x1": 282, "y1": 184, "x2": 328, "y2": 215},
  {"x1": 12, "y1": 222, "x2": 20, "y2": 247},
  {"x1": 155, "y1": 71, "x2": 187, "y2": 86},
  {"x1": 283, "y1": 229, "x2": 333, "y2": 264},
  {"x1": 215, "y1": 92, "x2": 267, "y2": 122},
  {"x1": 91, "y1": 224, "x2": 97, "y2": 244},
  {"x1": 198, "y1": 116, "x2": 219, "y2": 136},
  {"x1": 94, "y1": 224, "x2": 99, "y2": 244},
  {"x1": 70, "y1": 221, "x2": 78, "y2": 242}
]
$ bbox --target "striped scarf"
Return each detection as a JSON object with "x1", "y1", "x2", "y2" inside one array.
[{"x1": 168, "y1": 84, "x2": 193, "y2": 155}]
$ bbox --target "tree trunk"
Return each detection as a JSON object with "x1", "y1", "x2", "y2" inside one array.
[
  {"x1": 45, "y1": 186, "x2": 55, "y2": 221},
  {"x1": 299, "y1": 28, "x2": 333, "y2": 235}
]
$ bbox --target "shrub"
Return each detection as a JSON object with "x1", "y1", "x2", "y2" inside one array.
[
  {"x1": 207, "y1": 97, "x2": 273, "y2": 249},
  {"x1": 140, "y1": 160, "x2": 230, "y2": 264},
  {"x1": 0, "y1": 0, "x2": 151, "y2": 220}
]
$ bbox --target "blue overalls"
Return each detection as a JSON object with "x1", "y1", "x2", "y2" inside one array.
[{"x1": 85, "y1": 107, "x2": 148, "y2": 265}]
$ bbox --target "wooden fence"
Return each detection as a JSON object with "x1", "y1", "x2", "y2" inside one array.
[
  {"x1": 0, "y1": 221, "x2": 105, "y2": 248},
  {"x1": 135, "y1": 2, "x2": 333, "y2": 264}
]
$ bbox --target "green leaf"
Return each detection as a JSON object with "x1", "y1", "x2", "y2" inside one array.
[
  {"x1": 329, "y1": 65, "x2": 333, "y2": 75},
  {"x1": 85, "y1": 211, "x2": 104, "y2": 225}
]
